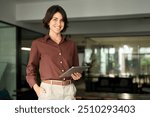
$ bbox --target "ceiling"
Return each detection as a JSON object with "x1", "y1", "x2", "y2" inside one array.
[
  {"x1": 14, "y1": 0, "x2": 150, "y2": 37},
  {"x1": 16, "y1": 0, "x2": 60, "y2": 3},
  {"x1": 6, "y1": 0, "x2": 150, "y2": 45}
]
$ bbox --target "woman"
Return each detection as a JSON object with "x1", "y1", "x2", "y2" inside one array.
[{"x1": 26, "y1": 5, "x2": 82, "y2": 100}]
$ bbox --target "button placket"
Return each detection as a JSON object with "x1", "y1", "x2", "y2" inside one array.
[
  {"x1": 59, "y1": 52, "x2": 64, "y2": 72},
  {"x1": 59, "y1": 52, "x2": 62, "y2": 56},
  {"x1": 58, "y1": 47, "x2": 65, "y2": 76}
]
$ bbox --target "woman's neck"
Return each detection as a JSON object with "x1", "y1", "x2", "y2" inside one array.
[{"x1": 49, "y1": 32, "x2": 62, "y2": 44}]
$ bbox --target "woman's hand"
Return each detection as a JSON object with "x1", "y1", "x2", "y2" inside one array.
[
  {"x1": 33, "y1": 84, "x2": 46, "y2": 97},
  {"x1": 71, "y1": 72, "x2": 82, "y2": 80}
]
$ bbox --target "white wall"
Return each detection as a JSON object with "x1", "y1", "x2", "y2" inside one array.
[
  {"x1": 0, "y1": 0, "x2": 46, "y2": 33},
  {"x1": 0, "y1": 0, "x2": 16, "y2": 24}
]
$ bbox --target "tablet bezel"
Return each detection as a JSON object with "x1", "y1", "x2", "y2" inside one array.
[{"x1": 59, "y1": 66, "x2": 89, "y2": 78}]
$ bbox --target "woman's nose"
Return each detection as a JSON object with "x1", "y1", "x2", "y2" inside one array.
[{"x1": 56, "y1": 20, "x2": 61, "y2": 26}]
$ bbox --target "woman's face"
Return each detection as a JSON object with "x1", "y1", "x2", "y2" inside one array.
[{"x1": 49, "y1": 12, "x2": 65, "y2": 34}]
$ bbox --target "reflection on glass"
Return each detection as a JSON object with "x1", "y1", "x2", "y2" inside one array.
[
  {"x1": 0, "y1": 21, "x2": 16, "y2": 99},
  {"x1": 84, "y1": 37, "x2": 150, "y2": 78}
]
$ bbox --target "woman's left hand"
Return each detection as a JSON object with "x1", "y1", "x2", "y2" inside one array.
[{"x1": 71, "y1": 72, "x2": 82, "y2": 80}]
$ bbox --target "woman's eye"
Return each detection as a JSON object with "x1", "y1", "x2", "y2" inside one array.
[{"x1": 53, "y1": 18, "x2": 57, "y2": 21}]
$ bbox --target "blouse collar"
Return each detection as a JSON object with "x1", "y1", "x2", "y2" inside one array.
[{"x1": 43, "y1": 34, "x2": 66, "y2": 44}]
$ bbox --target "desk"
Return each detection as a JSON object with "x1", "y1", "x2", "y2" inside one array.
[{"x1": 85, "y1": 76, "x2": 139, "y2": 93}]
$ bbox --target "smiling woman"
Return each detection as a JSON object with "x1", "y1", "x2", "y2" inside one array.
[{"x1": 26, "y1": 5, "x2": 82, "y2": 100}]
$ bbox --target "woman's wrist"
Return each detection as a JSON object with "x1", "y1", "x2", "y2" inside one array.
[{"x1": 33, "y1": 84, "x2": 39, "y2": 91}]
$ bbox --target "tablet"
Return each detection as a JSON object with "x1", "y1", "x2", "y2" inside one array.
[{"x1": 59, "y1": 66, "x2": 89, "y2": 78}]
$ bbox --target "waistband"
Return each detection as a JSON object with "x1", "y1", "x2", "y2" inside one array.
[{"x1": 42, "y1": 80, "x2": 72, "y2": 86}]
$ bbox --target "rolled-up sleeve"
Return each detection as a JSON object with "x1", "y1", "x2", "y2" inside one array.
[{"x1": 26, "y1": 40, "x2": 40, "y2": 88}]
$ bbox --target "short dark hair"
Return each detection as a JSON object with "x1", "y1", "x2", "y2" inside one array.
[{"x1": 43, "y1": 5, "x2": 68, "y2": 32}]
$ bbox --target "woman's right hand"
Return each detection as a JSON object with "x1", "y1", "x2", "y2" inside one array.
[{"x1": 33, "y1": 84, "x2": 45, "y2": 97}]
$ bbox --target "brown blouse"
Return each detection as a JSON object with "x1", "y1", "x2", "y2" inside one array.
[{"x1": 26, "y1": 34, "x2": 79, "y2": 88}]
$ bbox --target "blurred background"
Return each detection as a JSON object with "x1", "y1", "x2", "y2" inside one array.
[{"x1": 0, "y1": 0, "x2": 150, "y2": 100}]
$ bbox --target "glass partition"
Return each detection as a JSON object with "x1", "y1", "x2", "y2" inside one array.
[
  {"x1": 0, "y1": 22, "x2": 16, "y2": 99},
  {"x1": 19, "y1": 28, "x2": 44, "y2": 99},
  {"x1": 0, "y1": 21, "x2": 44, "y2": 100},
  {"x1": 83, "y1": 36, "x2": 150, "y2": 91},
  {"x1": 84, "y1": 36, "x2": 150, "y2": 77}
]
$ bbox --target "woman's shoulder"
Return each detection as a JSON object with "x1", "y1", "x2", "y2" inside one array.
[
  {"x1": 32, "y1": 35, "x2": 47, "y2": 44},
  {"x1": 64, "y1": 35, "x2": 76, "y2": 44}
]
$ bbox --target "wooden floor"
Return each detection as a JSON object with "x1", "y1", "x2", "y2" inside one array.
[{"x1": 76, "y1": 89, "x2": 150, "y2": 100}]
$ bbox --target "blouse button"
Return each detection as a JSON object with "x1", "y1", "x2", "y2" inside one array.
[
  {"x1": 59, "y1": 53, "x2": 61, "y2": 55},
  {"x1": 62, "y1": 70, "x2": 64, "y2": 72},
  {"x1": 60, "y1": 61, "x2": 62, "y2": 64},
  {"x1": 63, "y1": 78, "x2": 66, "y2": 80}
]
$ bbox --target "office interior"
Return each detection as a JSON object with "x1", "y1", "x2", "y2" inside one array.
[{"x1": 0, "y1": 0, "x2": 150, "y2": 100}]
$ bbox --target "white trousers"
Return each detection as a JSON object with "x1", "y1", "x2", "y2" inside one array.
[{"x1": 38, "y1": 82, "x2": 77, "y2": 100}]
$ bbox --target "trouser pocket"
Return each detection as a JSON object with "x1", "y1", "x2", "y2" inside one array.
[{"x1": 38, "y1": 82, "x2": 48, "y2": 100}]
